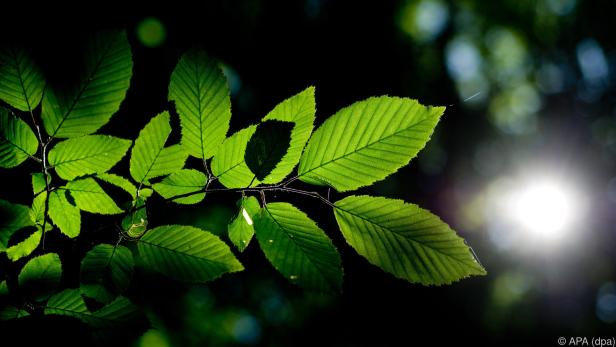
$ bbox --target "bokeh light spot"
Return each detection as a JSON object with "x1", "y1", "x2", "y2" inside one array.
[
  {"x1": 399, "y1": 0, "x2": 449, "y2": 42},
  {"x1": 137, "y1": 17, "x2": 167, "y2": 48},
  {"x1": 597, "y1": 282, "x2": 616, "y2": 323}
]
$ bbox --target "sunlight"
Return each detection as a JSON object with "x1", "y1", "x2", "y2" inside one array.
[{"x1": 509, "y1": 179, "x2": 577, "y2": 240}]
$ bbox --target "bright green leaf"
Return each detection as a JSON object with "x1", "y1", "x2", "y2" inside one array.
[
  {"x1": 0, "y1": 108, "x2": 38, "y2": 168},
  {"x1": 152, "y1": 169, "x2": 206, "y2": 204},
  {"x1": 18, "y1": 253, "x2": 62, "y2": 301},
  {"x1": 30, "y1": 192, "x2": 46, "y2": 225},
  {"x1": 0, "y1": 199, "x2": 34, "y2": 252},
  {"x1": 129, "y1": 112, "x2": 188, "y2": 185},
  {"x1": 211, "y1": 125, "x2": 259, "y2": 188},
  {"x1": 245, "y1": 120, "x2": 293, "y2": 181},
  {"x1": 81, "y1": 244, "x2": 134, "y2": 294},
  {"x1": 140, "y1": 188, "x2": 153, "y2": 199},
  {"x1": 298, "y1": 97, "x2": 445, "y2": 191},
  {"x1": 0, "y1": 47, "x2": 45, "y2": 112},
  {"x1": 137, "y1": 225, "x2": 243, "y2": 283},
  {"x1": 6, "y1": 227, "x2": 41, "y2": 261},
  {"x1": 45, "y1": 288, "x2": 139, "y2": 328},
  {"x1": 48, "y1": 190, "x2": 81, "y2": 238},
  {"x1": 168, "y1": 49, "x2": 231, "y2": 159},
  {"x1": 254, "y1": 202, "x2": 342, "y2": 292},
  {"x1": 48, "y1": 135, "x2": 131, "y2": 181},
  {"x1": 260, "y1": 86, "x2": 315, "y2": 184},
  {"x1": 41, "y1": 31, "x2": 133, "y2": 138},
  {"x1": 66, "y1": 178, "x2": 123, "y2": 214},
  {"x1": 228, "y1": 196, "x2": 260, "y2": 252},
  {"x1": 96, "y1": 173, "x2": 137, "y2": 199},
  {"x1": 32, "y1": 172, "x2": 50, "y2": 195},
  {"x1": 334, "y1": 195, "x2": 486, "y2": 285}
]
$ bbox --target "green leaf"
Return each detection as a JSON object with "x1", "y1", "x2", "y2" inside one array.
[
  {"x1": 0, "y1": 47, "x2": 45, "y2": 112},
  {"x1": 260, "y1": 86, "x2": 316, "y2": 184},
  {"x1": 137, "y1": 225, "x2": 243, "y2": 283},
  {"x1": 298, "y1": 97, "x2": 445, "y2": 191},
  {"x1": 0, "y1": 108, "x2": 38, "y2": 168},
  {"x1": 0, "y1": 199, "x2": 34, "y2": 252},
  {"x1": 45, "y1": 289, "x2": 139, "y2": 328},
  {"x1": 41, "y1": 31, "x2": 133, "y2": 138},
  {"x1": 152, "y1": 169, "x2": 206, "y2": 204},
  {"x1": 245, "y1": 120, "x2": 293, "y2": 181},
  {"x1": 48, "y1": 190, "x2": 81, "y2": 238},
  {"x1": 80, "y1": 283, "x2": 115, "y2": 304},
  {"x1": 254, "y1": 202, "x2": 342, "y2": 292},
  {"x1": 211, "y1": 125, "x2": 259, "y2": 188},
  {"x1": 334, "y1": 195, "x2": 486, "y2": 285},
  {"x1": 96, "y1": 173, "x2": 137, "y2": 199},
  {"x1": 81, "y1": 244, "x2": 134, "y2": 294},
  {"x1": 0, "y1": 280, "x2": 8, "y2": 296},
  {"x1": 32, "y1": 172, "x2": 50, "y2": 195},
  {"x1": 18, "y1": 253, "x2": 62, "y2": 301},
  {"x1": 168, "y1": 49, "x2": 231, "y2": 159},
  {"x1": 122, "y1": 197, "x2": 147, "y2": 238},
  {"x1": 0, "y1": 306, "x2": 30, "y2": 320},
  {"x1": 6, "y1": 227, "x2": 42, "y2": 261},
  {"x1": 66, "y1": 178, "x2": 123, "y2": 214},
  {"x1": 30, "y1": 192, "x2": 46, "y2": 225},
  {"x1": 228, "y1": 196, "x2": 260, "y2": 252},
  {"x1": 48, "y1": 135, "x2": 131, "y2": 181},
  {"x1": 129, "y1": 112, "x2": 188, "y2": 185}
]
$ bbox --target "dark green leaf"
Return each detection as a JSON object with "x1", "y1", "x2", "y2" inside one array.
[
  {"x1": 45, "y1": 289, "x2": 139, "y2": 328},
  {"x1": 0, "y1": 306, "x2": 30, "y2": 320},
  {"x1": 81, "y1": 244, "x2": 134, "y2": 294},
  {"x1": 95, "y1": 173, "x2": 137, "y2": 199},
  {"x1": 18, "y1": 253, "x2": 62, "y2": 301},
  {"x1": 0, "y1": 47, "x2": 45, "y2": 112},
  {"x1": 0, "y1": 199, "x2": 34, "y2": 252},
  {"x1": 122, "y1": 197, "x2": 147, "y2": 239},
  {"x1": 254, "y1": 202, "x2": 342, "y2": 292},
  {"x1": 152, "y1": 169, "x2": 206, "y2": 204},
  {"x1": 137, "y1": 225, "x2": 243, "y2": 283}
]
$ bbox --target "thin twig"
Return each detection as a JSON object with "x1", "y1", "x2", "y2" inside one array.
[{"x1": 39, "y1": 141, "x2": 51, "y2": 249}]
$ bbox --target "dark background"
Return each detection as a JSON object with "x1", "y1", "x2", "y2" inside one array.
[{"x1": 1, "y1": 1, "x2": 616, "y2": 346}]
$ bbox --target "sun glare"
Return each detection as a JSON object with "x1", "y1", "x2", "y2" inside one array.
[{"x1": 509, "y1": 180, "x2": 577, "y2": 240}]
